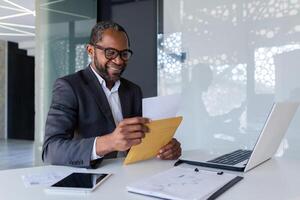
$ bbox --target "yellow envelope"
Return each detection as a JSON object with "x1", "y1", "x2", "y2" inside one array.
[{"x1": 124, "y1": 116, "x2": 183, "y2": 165}]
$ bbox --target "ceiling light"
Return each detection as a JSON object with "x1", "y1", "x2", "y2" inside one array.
[
  {"x1": 41, "y1": 7, "x2": 90, "y2": 19},
  {"x1": 0, "y1": 12, "x2": 31, "y2": 20},
  {"x1": 0, "y1": 24, "x2": 34, "y2": 36},
  {"x1": 40, "y1": 0, "x2": 65, "y2": 7},
  {"x1": 0, "y1": 33, "x2": 31, "y2": 36},
  {"x1": 0, "y1": 22, "x2": 35, "y2": 29},
  {"x1": 0, "y1": 5, "x2": 25, "y2": 12},
  {"x1": 3, "y1": 0, "x2": 34, "y2": 15}
]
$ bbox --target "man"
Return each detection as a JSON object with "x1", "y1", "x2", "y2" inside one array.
[{"x1": 42, "y1": 21, "x2": 181, "y2": 168}]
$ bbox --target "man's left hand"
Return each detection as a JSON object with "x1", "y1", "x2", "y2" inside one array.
[{"x1": 157, "y1": 138, "x2": 181, "y2": 160}]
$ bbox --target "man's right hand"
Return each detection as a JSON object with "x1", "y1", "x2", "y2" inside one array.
[{"x1": 95, "y1": 117, "x2": 150, "y2": 156}]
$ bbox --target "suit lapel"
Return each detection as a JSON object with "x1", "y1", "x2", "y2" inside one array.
[
  {"x1": 119, "y1": 79, "x2": 131, "y2": 119},
  {"x1": 82, "y1": 67, "x2": 115, "y2": 126}
]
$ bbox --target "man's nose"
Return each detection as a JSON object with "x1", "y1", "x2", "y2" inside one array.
[{"x1": 112, "y1": 54, "x2": 124, "y2": 65}]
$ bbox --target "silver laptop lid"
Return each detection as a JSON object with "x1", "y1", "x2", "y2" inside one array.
[
  {"x1": 175, "y1": 102, "x2": 299, "y2": 172},
  {"x1": 244, "y1": 102, "x2": 299, "y2": 172}
]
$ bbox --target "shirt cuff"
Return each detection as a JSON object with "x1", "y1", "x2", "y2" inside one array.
[{"x1": 91, "y1": 137, "x2": 103, "y2": 160}]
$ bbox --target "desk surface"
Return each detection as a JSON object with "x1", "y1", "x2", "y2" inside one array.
[{"x1": 1, "y1": 152, "x2": 300, "y2": 200}]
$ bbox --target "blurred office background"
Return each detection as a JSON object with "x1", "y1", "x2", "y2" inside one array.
[{"x1": 0, "y1": 0, "x2": 300, "y2": 170}]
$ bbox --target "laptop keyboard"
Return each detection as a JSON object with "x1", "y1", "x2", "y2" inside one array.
[{"x1": 207, "y1": 149, "x2": 252, "y2": 165}]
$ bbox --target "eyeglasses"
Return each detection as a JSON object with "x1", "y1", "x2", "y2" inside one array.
[{"x1": 92, "y1": 44, "x2": 133, "y2": 61}]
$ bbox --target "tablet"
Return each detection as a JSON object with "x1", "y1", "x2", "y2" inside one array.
[{"x1": 47, "y1": 172, "x2": 111, "y2": 193}]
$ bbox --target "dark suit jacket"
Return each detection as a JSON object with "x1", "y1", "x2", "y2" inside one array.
[{"x1": 42, "y1": 67, "x2": 142, "y2": 168}]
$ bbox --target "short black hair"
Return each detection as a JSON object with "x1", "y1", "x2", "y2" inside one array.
[{"x1": 89, "y1": 21, "x2": 130, "y2": 46}]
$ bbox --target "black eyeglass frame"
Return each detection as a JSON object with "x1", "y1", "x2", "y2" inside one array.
[{"x1": 91, "y1": 43, "x2": 133, "y2": 61}]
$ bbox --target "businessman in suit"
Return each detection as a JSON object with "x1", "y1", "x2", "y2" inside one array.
[{"x1": 42, "y1": 21, "x2": 181, "y2": 168}]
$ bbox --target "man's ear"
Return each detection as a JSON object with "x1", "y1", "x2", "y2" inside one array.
[{"x1": 86, "y1": 44, "x2": 94, "y2": 57}]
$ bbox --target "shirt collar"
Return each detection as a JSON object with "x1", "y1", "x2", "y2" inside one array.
[{"x1": 90, "y1": 64, "x2": 120, "y2": 92}]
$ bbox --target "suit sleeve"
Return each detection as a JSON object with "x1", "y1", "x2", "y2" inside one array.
[
  {"x1": 42, "y1": 78, "x2": 102, "y2": 168},
  {"x1": 134, "y1": 86, "x2": 143, "y2": 116}
]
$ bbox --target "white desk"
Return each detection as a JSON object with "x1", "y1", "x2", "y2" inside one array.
[{"x1": 1, "y1": 153, "x2": 300, "y2": 200}]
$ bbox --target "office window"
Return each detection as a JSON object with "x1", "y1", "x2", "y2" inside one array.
[{"x1": 159, "y1": 0, "x2": 300, "y2": 157}]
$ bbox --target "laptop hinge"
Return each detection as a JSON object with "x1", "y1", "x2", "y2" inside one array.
[{"x1": 174, "y1": 159, "x2": 245, "y2": 172}]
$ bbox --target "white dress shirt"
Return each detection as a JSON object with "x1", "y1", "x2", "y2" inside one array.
[{"x1": 90, "y1": 66, "x2": 123, "y2": 160}]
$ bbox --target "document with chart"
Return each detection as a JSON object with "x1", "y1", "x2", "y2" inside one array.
[{"x1": 127, "y1": 166, "x2": 243, "y2": 200}]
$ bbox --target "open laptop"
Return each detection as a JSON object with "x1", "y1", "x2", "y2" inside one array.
[{"x1": 175, "y1": 102, "x2": 299, "y2": 172}]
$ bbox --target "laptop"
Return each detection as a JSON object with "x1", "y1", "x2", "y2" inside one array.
[{"x1": 175, "y1": 102, "x2": 299, "y2": 172}]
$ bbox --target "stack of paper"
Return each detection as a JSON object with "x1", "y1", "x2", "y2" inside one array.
[
  {"x1": 127, "y1": 167, "x2": 242, "y2": 200},
  {"x1": 22, "y1": 172, "x2": 69, "y2": 187}
]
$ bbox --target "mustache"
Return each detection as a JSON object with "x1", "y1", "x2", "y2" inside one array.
[{"x1": 106, "y1": 62, "x2": 126, "y2": 72}]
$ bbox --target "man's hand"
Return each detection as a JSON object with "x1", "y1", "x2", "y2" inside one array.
[
  {"x1": 157, "y1": 138, "x2": 181, "y2": 160},
  {"x1": 96, "y1": 117, "x2": 150, "y2": 156}
]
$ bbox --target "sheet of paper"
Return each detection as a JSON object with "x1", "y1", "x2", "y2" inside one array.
[
  {"x1": 143, "y1": 94, "x2": 181, "y2": 120},
  {"x1": 22, "y1": 172, "x2": 70, "y2": 187},
  {"x1": 124, "y1": 116, "x2": 183, "y2": 165},
  {"x1": 127, "y1": 166, "x2": 240, "y2": 200}
]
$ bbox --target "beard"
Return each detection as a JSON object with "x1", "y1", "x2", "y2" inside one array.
[{"x1": 93, "y1": 53, "x2": 126, "y2": 83}]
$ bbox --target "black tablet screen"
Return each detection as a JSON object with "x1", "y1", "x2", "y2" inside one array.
[{"x1": 51, "y1": 173, "x2": 109, "y2": 189}]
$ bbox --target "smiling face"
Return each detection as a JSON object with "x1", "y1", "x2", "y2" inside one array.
[{"x1": 87, "y1": 28, "x2": 129, "y2": 89}]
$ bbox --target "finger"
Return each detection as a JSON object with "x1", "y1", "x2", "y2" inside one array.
[
  {"x1": 158, "y1": 145, "x2": 181, "y2": 158},
  {"x1": 165, "y1": 150, "x2": 181, "y2": 160},
  {"x1": 159, "y1": 148, "x2": 173, "y2": 159},
  {"x1": 159, "y1": 139, "x2": 179, "y2": 153},
  {"x1": 128, "y1": 138, "x2": 142, "y2": 146},
  {"x1": 122, "y1": 124, "x2": 149, "y2": 133},
  {"x1": 159, "y1": 150, "x2": 178, "y2": 160},
  {"x1": 159, "y1": 147, "x2": 181, "y2": 160},
  {"x1": 158, "y1": 141, "x2": 181, "y2": 158},
  {"x1": 123, "y1": 131, "x2": 145, "y2": 139},
  {"x1": 120, "y1": 117, "x2": 150, "y2": 126},
  {"x1": 159, "y1": 144, "x2": 172, "y2": 154},
  {"x1": 172, "y1": 138, "x2": 179, "y2": 144}
]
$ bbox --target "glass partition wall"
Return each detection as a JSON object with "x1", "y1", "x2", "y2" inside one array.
[
  {"x1": 35, "y1": 0, "x2": 96, "y2": 163},
  {"x1": 159, "y1": 0, "x2": 300, "y2": 158}
]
